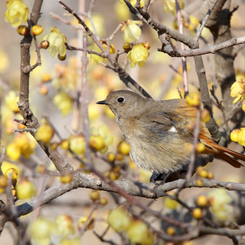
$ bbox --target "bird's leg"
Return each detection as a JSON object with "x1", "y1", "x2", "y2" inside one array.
[
  {"x1": 150, "y1": 172, "x2": 171, "y2": 183},
  {"x1": 151, "y1": 172, "x2": 172, "y2": 189}
]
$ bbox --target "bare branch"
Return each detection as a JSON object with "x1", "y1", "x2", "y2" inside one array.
[
  {"x1": 195, "y1": 0, "x2": 219, "y2": 41},
  {"x1": 14, "y1": 173, "x2": 245, "y2": 218},
  {"x1": 172, "y1": 37, "x2": 245, "y2": 57}
]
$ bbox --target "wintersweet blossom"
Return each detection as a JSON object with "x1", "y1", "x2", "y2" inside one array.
[
  {"x1": 238, "y1": 128, "x2": 245, "y2": 147},
  {"x1": 208, "y1": 188, "x2": 233, "y2": 220},
  {"x1": 127, "y1": 43, "x2": 150, "y2": 68},
  {"x1": 122, "y1": 20, "x2": 142, "y2": 43},
  {"x1": 55, "y1": 215, "x2": 75, "y2": 237},
  {"x1": 35, "y1": 124, "x2": 54, "y2": 144},
  {"x1": 89, "y1": 45, "x2": 104, "y2": 64},
  {"x1": 108, "y1": 207, "x2": 131, "y2": 232},
  {"x1": 230, "y1": 129, "x2": 241, "y2": 143},
  {"x1": 126, "y1": 219, "x2": 154, "y2": 245},
  {"x1": 5, "y1": 91, "x2": 19, "y2": 113},
  {"x1": 4, "y1": 0, "x2": 29, "y2": 27},
  {"x1": 230, "y1": 78, "x2": 245, "y2": 104},
  {"x1": 43, "y1": 27, "x2": 67, "y2": 58},
  {"x1": 89, "y1": 42, "x2": 115, "y2": 64},
  {"x1": 29, "y1": 218, "x2": 56, "y2": 245},
  {"x1": 115, "y1": 1, "x2": 130, "y2": 21},
  {"x1": 53, "y1": 91, "x2": 73, "y2": 116}
]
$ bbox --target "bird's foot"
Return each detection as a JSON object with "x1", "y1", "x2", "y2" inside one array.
[{"x1": 150, "y1": 172, "x2": 171, "y2": 190}]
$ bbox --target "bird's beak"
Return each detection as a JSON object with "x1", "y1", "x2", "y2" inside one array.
[{"x1": 96, "y1": 100, "x2": 108, "y2": 105}]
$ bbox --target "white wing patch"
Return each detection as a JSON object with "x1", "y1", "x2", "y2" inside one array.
[{"x1": 168, "y1": 126, "x2": 177, "y2": 133}]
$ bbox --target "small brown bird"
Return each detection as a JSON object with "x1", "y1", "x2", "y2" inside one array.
[{"x1": 97, "y1": 90, "x2": 245, "y2": 176}]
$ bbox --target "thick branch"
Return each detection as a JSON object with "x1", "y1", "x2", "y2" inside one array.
[
  {"x1": 15, "y1": 174, "x2": 245, "y2": 218},
  {"x1": 199, "y1": 0, "x2": 242, "y2": 147},
  {"x1": 18, "y1": 0, "x2": 74, "y2": 174}
]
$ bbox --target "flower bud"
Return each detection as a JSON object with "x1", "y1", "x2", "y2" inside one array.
[
  {"x1": 60, "y1": 174, "x2": 73, "y2": 183},
  {"x1": 17, "y1": 25, "x2": 28, "y2": 35},
  {"x1": 58, "y1": 54, "x2": 66, "y2": 61},
  {"x1": 196, "y1": 143, "x2": 206, "y2": 153},
  {"x1": 166, "y1": 227, "x2": 175, "y2": 236},
  {"x1": 39, "y1": 40, "x2": 49, "y2": 49},
  {"x1": 196, "y1": 195, "x2": 208, "y2": 207},
  {"x1": 31, "y1": 25, "x2": 43, "y2": 36},
  {"x1": 192, "y1": 208, "x2": 203, "y2": 219},
  {"x1": 186, "y1": 93, "x2": 200, "y2": 107}
]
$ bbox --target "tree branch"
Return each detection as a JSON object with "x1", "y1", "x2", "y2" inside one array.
[{"x1": 14, "y1": 174, "x2": 245, "y2": 218}]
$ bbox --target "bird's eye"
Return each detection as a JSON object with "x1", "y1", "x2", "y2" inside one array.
[{"x1": 117, "y1": 97, "x2": 124, "y2": 103}]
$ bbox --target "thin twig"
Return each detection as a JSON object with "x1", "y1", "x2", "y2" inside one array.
[
  {"x1": 59, "y1": 0, "x2": 153, "y2": 99},
  {"x1": 175, "y1": 1, "x2": 188, "y2": 97},
  {"x1": 79, "y1": 204, "x2": 97, "y2": 235},
  {"x1": 195, "y1": 0, "x2": 219, "y2": 41}
]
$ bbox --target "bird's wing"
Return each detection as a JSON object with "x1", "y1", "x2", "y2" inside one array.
[{"x1": 138, "y1": 99, "x2": 198, "y2": 135}]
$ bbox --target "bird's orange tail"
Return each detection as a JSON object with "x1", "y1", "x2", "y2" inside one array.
[{"x1": 200, "y1": 134, "x2": 244, "y2": 168}]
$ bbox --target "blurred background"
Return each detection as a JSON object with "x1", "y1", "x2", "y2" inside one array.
[{"x1": 1, "y1": 0, "x2": 245, "y2": 244}]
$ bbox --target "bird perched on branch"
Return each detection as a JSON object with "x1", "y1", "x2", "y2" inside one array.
[{"x1": 97, "y1": 90, "x2": 245, "y2": 180}]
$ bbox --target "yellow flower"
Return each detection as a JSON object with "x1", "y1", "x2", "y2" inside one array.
[
  {"x1": 126, "y1": 219, "x2": 154, "y2": 245},
  {"x1": 186, "y1": 93, "x2": 200, "y2": 107},
  {"x1": 55, "y1": 215, "x2": 75, "y2": 237},
  {"x1": 89, "y1": 44, "x2": 104, "y2": 64},
  {"x1": 6, "y1": 142, "x2": 21, "y2": 161},
  {"x1": 16, "y1": 179, "x2": 37, "y2": 199},
  {"x1": 35, "y1": 123, "x2": 54, "y2": 144},
  {"x1": 15, "y1": 133, "x2": 36, "y2": 158},
  {"x1": 1, "y1": 161, "x2": 21, "y2": 178},
  {"x1": 89, "y1": 125, "x2": 113, "y2": 153},
  {"x1": 115, "y1": 0, "x2": 130, "y2": 21},
  {"x1": 164, "y1": 0, "x2": 184, "y2": 15},
  {"x1": 122, "y1": 20, "x2": 142, "y2": 43},
  {"x1": 102, "y1": 42, "x2": 115, "y2": 54},
  {"x1": 53, "y1": 91, "x2": 73, "y2": 116},
  {"x1": 230, "y1": 78, "x2": 245, "y2": 104},
  {"x1": 89, "y1": 135, "x2": 105, "y2": 151},
  {"x1": 43, "y1": 27, "x2": 67, "y2": 58},
  {"x1": 69, "y1": 135, "x2": 86, "y2": 156},
  {"x1": 4, "y1": 0, "x2": 29, "y2": 27},
  {"x1": 89, "y1": 42, "x2": 115, "y2": 64},
  {"x1": 127, "y1": 43, "x2": 150, "y2": 68},
  {"x1": 5, "y1": 91, "x2": 19, "y2": 113},
  {"x1": 188, "y1": 16, "x2": 199, "y2": 31},
  {"x1": 117, "y1": 141, "x2": 130, "y2": 155},
  {"x1": 238, "y1": 128, "x2": 245, "y2": 147},
  {"x1": 29, "y1": 217, "x2": 56, "y2": 245},
  {"x1": 164, "y1": 191, "x2": 179, "y2": 209},
  {"x1": 108, "y1": 207, "x2": 131, "y2": 232},
  {"x1": 31, "y1": 25, "x2": 43, "y2": 36},
  {"x1": 230, "y1": 129, "x2": 240, "y2": 143},
  {"x1": 208, "y1": 188, "x2": 233, "y2": 220}
]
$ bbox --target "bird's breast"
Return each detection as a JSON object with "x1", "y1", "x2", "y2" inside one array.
[{"x1": 117, "y1": 118, "x2": 193, "y2": 173}]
